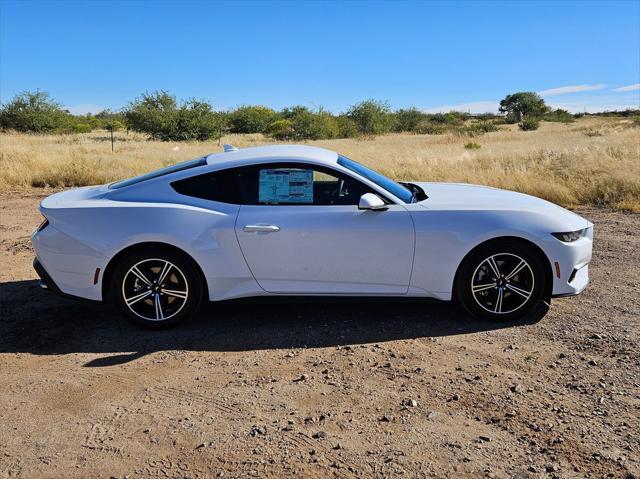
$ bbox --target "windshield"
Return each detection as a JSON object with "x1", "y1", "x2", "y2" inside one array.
[
  {"x1": 110, "y1": 156, "x2": 208, "y2": 189},
  {"x1": 337, "y1": 155, "x2": 414, "y2": 203}
]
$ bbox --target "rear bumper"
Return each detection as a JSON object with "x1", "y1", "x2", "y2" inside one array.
[
  {"x1": 33, "y1": 257, "x2": 97, "y2": 302},
  {"x1": 33, "y1": 257, "x2": 63, "y2": 295}
]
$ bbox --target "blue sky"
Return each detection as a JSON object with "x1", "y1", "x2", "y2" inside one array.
[{"x1": 1, "y1": 0, "x2": 639, "y2": 114}]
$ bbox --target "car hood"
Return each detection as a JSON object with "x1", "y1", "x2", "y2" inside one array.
[{"x1": 413, "y1": 182, "x2": 592, "y2": 229}]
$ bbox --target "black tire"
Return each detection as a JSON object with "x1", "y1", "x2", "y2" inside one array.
[
  {"x1": 455, "y1": 239, "x2": 546, "y2": 322},
  {"x1": 110, "y1": 246, "x2": 203, "y2": 328}
]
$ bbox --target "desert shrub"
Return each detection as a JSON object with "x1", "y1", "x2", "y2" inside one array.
[
  {"x1": 545, "y1": 109, "x2": 574, "y2": 123},
  {"x1": 583, "y1": 128, "x2": 605, "y2": 137},
  {"x1": 174, "y1": 100, "x2": 224, "y2": 141},
  {"x1": 0, "y1": 91, "x2": 72, "y2": 133},
  {"x1": 346, "y1": 99, "x2": 394, "y2": 135},
  {"x1": 94, "y1": 110, "x2": 127, "y2": 130},
  {"x1": 228, "y1": 105, "x2": 277, "y2": 134},
  {"x1": 427, "y1": 112, "x2": 466, "y2": 125},
  {"x1": 71, "y1": 123, "x2": 92, "y2": 133},
  {"x1": 462, "y1": 120, "x2": 498, "y2": 135},
  {"x1": 414, "y1": 121, "x2": 447, "y2": 135},
  {"x1": 336, "y1": 115, "x2": 359, "y2": 138},
  {"x1": 124, "y1": 91, "x2": 223, "y2": 141},
  {"x1": 464, "y1": 141, "x2": 481, "y2": 150},
  {"x1": 278, "y1": 106, "x2": 339, "y2": 140},
  {"x1": 394, "y1": 108, "x2": 426, "y2": 132},
  {"x1": 125, "y1": 91, "x2": 178, "y2": 140},
  {"x1": 519, "y1": 117, "x2": 540, "y2": 131},
  {"x1": 104, "y1": 118, "x2": 125, "y2": 132},
  {"x1": 267, "y1": 119, "x2": 295, "y2": 140},
  {"x1": 474, "y1": 113, "x2": 501, "y2": 121},
  {"x1": 313, "y1": 112, "x2": 340, "y2": 139}
]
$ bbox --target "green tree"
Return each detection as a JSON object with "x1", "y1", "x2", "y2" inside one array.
[
  {"x1": 346, "y1": 99, "x2": 394, "y2": 135},
  {"x1": 175, "y1": 99, "x2": 224, "y2": 141},
  {"x1": 125, "y1": 91, "x2": 178, "y2": 140},
  {"x1": 267, "y1": 119, "x2": 295, "y2": 140},
  {"x1": 499, "y1": 92, "x2": 548, "y2": 122},
  {"x1": 394, "y1": 108, "x2": 426, "y2": 132},
  {"x1": 124, "y1": 92, "x2": 223, "y2": 141},
  {"x1": 279, "y1": 106, "x2": 339, "y2": 140},
  {"x1": 336, "y1": 115, "x2": 359, "y2": 138},
  {"x1": 228, "y1": 105, "x2": 277, "y2": 134},
  {"x1": 0, "y1": 90, "x2": 71, "y2": 132}
]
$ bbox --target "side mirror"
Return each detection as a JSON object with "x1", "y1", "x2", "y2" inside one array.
[{"x1": 358, "y1": 193, "x2": 388, "y2": 211}]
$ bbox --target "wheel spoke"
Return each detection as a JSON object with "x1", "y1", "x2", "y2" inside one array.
[
  {"x1": 158, "y1": 261, "x2": 173, "y2": 284},
  {"x1": 505, "y1": 260, "x2": 527, "y2": 280},
  {"x1": 162, "y1": 289, "x2": 188, "y2": 299},
  {"x1": 126, "y1": 289, "x2": 152, "y2": 306},
  {"x1": 154, "y1": 294, "x2": 164, "y2": 320},
  {"x1": 494, "y1": 288, "x2": 503, "y2": 313},
  {"x1": 472, "y1": 282, "x2": 497, "y2": 293},
  {"x1": 486, "y1": 256, "x2": 501, "y2": 279},
  {"x1": 505, "y1": 283, "x2": 532, "y2": 299},
  {"x1": 124, "y1": 259, "x2": 189, "y2": 321},
  {"x1": 131, "y1": 266, "x2": 152, "y2": 286}
]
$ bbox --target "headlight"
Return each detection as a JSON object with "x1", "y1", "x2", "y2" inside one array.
[{"x1": 552, "y1": 229, "x2": 586, "y2": 242}]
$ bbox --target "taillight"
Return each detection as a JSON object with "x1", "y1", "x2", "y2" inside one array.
[{"x1": 37, "y1": 217, "x2": 49, "y2": 232}]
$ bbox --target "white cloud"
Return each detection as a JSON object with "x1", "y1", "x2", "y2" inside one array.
[
  {"x1": 538, "y1": 84, "x2": 607, "y2": 97},
  {"x1": 423, "y1": 101, "x2": 500, "y2": 114},
  {"x1": 612, "y1": 83, "x2": 640, "y2": 92},
  {"x1": 65, "y1": 104, "x2": 105, "y2": 115}
]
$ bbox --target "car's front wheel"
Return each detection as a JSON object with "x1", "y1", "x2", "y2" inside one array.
[
  {"x1": 110, "y1": 247, "x2": 203, "y2": 327},
  {"x1": 455, "y1": 240, "x2": 546, "y2": 321}
]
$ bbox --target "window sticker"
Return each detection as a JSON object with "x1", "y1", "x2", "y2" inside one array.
[{"x1": 259, "y1": 169, "x2": 313, "y2": 203}]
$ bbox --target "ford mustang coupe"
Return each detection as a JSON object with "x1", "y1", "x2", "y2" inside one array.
[{"x1": 32, "y1": 145, "x2": 593, "y2": 327}]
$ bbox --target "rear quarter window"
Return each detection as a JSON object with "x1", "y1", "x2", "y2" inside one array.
[{"x1": 171, "y1": 168, "x2": 245, "y2": 204}]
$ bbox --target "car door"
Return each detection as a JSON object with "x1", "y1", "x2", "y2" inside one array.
[{"x1": 234, "y1": 162, "x2": 415, "y2": 294}]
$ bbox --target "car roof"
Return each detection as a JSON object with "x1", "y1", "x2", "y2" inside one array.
[{"x1": 205, "y1": 144, "x2": 339, "y2": 167}]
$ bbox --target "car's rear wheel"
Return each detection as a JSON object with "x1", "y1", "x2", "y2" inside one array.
[
  {"x1": 110, "y1": 247, "x2": 203, "y2": 327},
  {"x1": 456, "y1": 240, "x2": 546, "y2": 321}
]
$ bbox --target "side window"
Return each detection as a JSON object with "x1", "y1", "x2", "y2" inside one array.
[
  {"x1": 248, "y1": 164, "x2": 376, "y2": 206},
  {"x1": 171, "y1": 163, "x2": 384, "y2": 206},
  {"x1": 171, "y1": 168, "x2": 244, "y2": 204}
]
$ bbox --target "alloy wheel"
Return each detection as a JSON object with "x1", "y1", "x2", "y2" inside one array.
[
  {"x1": 471, "y1": 253, "x2": 535, "y2": 315},
  {"x1": 121, "y1": 258, "x2": 189, "y2": 321}
]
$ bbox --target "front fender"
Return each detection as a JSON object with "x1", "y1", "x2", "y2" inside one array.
[{"x1": 408, "y1": 209, "x2": 577, "y2": 300}]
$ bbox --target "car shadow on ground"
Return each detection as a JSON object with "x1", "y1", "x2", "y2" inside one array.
[{"x1": 0, "y1": 279, "x2": 548, "y2": 367}]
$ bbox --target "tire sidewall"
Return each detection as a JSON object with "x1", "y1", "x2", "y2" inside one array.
[
  {"x1": 110, "y1": 247, "x2": 203, "y2": 328},
  {"x1": 456, "y1": 240, "x2": 546, "y2": 322}
]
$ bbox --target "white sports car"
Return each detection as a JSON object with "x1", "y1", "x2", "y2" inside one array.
[{"x1": 32, "y1": 145, "x2": 593, "y2": 327}]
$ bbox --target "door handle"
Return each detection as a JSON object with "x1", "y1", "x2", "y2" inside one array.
[{"x1": 243, "y1": 224, "x2": 280, "y2": 233}]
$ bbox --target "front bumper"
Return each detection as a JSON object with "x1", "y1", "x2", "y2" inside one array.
[{"x1": 546, "y1": 227, "x2": 593, "y2": 297}]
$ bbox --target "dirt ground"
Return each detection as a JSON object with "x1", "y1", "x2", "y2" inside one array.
[{"x1": 0, "y1": 189, "x2": 638, "y2": 479}]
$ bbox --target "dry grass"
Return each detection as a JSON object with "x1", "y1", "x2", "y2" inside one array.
[{"x1": 1, "y1": 117, "x2": 639, "y2": 211}]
